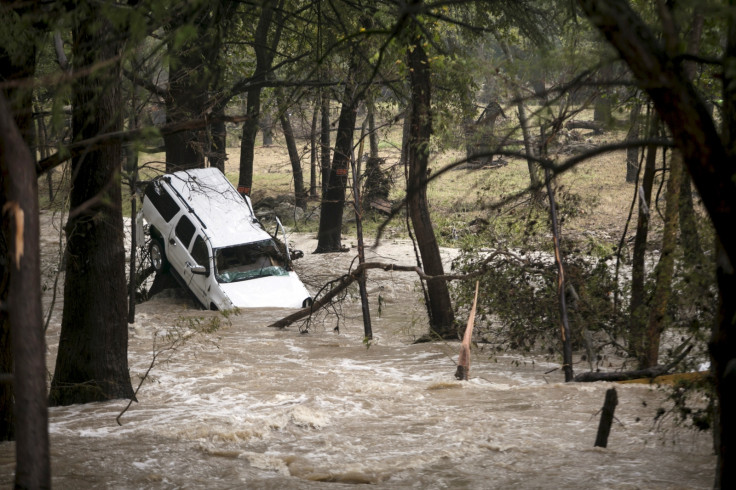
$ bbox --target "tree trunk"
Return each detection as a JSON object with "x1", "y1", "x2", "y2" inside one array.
[
  {"x1": 261, "y1": 111, "x2": 273, "y2": 146},
  {"x1": 629, "y1": 114, "x2": 659, "y2": 363},
  {"x1": 277, "y1": 90, "x2": 306, "y2": 209},
  {"x1": 499, "y1": 41, "x2": 543, "y2": 201},
  {"x1": 643, "y1": 150, "x2": 682, "y2": 368},
  {"x1": 368, "y1": 101, "x2": 379, "y2": 158},
  {"x1": 49, "y1": 7, "x2": 134, "y2": 406},
  {"x1": 315, "y1": 63, "x2": 358, "y2": 253},
  {"x1": 320, "y1": 90, "x2": 331, "y2": 195},
  {"x1": 625, "y1": 101, "x2": 642, "y2": 183},
  {"x1": 1, "y1": 20, "x2": 37, "y2": 444},
  {"x1": 0, "y1": 92, "x2": 51, "y2": 490},
  {"x1": 310, "y1": 96, "x2": 319, "y2": 197},
  {"x1": 406, "y1": 24, "x2": 456, "y2": 338},
  {"x1": 238, "y1": 2, "x2": 278, "y2": 196},
  {"x1": 713, "y1": 242, "x2": 736, "y2": 489},
  {"x1": 209, "y1": 112, "x2": 227, "y2": 172}
]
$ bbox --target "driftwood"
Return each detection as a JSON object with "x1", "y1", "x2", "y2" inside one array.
[
  {"x1": 574, "y1": 345, "x2": 692, "y2": 382},
  {"x1": 564, "y1": 119, "x2": 604, "y2": 134}
]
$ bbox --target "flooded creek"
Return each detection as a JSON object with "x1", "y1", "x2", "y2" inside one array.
[{"x1": 0, "y1": 221, "x2": 715, "y2": 488}]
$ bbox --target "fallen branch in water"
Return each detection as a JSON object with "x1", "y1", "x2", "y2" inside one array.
[
  {"x1": 268, "y1": 251, "x2": 515, "y2": 330},
  {"x1": 574, "y1": 345, "x2": 692, "y2": 382}
]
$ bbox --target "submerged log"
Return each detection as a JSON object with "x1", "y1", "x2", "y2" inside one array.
[{"x1": 565, "y1": 119, "x2": 604, "y2": 134}]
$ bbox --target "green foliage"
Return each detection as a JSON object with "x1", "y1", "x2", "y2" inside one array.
[{"x1": 450, "y1": 244, "x2": 623, "y2": 353}]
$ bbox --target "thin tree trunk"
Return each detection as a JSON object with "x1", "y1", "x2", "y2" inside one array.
[
  {"x1": 310, "y1": 96, "x2": 319, "y2": 197},
  {"x1": 352, "y1": 122, "x2": 372, "y2": 339},
  {"x1": 368, "y1": 101, "x2": 379, "y2": 158},
  {"x1": 545, "y1": 168, "x2": 574, "y2": 381},
  {"x1": 499, "y1": 41, "x2": 543, "y2": 201},
  {"x1": 643, "y1": 150, "x2": 682, "y2": 368},
  {"x1": 238, "y1": 2, "x2": 278, "y2": 196},
  {"x1": 625, "y1": 101, "x2": 642, "y2": 183},
  {"x1": 320, "y1": 90, "x2": 331, "y2": 195},
  {"x1": 277, "y1": 90, "x2": 306, "y2": 209},
  {"x1": 406, "y1": 21, "x2": 456, "y2": 337},
  {"x1": 629, "y1": 114, "x2": 659, "y2": 363}
]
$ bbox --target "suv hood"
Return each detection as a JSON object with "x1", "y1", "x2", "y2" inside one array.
[{"x1": 219, "y1": 272, "x2": 311, "y2": 309}]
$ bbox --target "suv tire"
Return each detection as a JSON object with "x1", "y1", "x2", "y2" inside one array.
[{"x1": 150, "y1": 239, "x2": 168, "y2": 273}]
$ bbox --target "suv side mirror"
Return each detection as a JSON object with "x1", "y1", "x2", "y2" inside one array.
[{"x1": 190, "y1": 264, "x2": 207, "y2": 275}]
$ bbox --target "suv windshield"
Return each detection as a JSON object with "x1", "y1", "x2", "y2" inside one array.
[{"x1": 215, "y1": 239, "x2": 288, "y2": 283}]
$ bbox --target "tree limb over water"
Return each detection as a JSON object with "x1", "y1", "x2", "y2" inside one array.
[{"x1": 267, "y1": 251, "x2": 516, "y2": 330}]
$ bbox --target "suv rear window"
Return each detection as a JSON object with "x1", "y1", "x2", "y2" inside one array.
[{"x1": 145, "y1": 183, "x2": 179, "y2": 222}]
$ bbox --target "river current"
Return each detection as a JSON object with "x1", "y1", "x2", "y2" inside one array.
[{"x1": 0, "y1": 216, "x2": 715, "y2": 488}]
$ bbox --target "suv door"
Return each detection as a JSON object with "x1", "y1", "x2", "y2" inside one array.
[{"x1": 167, "y1": 215, "x2": 209, "y2": 306}]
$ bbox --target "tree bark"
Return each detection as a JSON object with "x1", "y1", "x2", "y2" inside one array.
[
  {"x1": 629, "y1": 114, "x2": 659, "y2": 363},
  {"x1": 643, "y1": 150, "x2": 682, "y2": 368},
  {"x1": 315, "y1": 59, "x2": 358, "y2": 253},
  {"x1": 277, "y1": 90, "x2": 307, "y2": 209},
  {"x1": 238, "y1": 2, "x2": 280, "y2": 196},
  {"x1": 406, "y1": 25, "x2": 456, "y2": 338},
  {"x1": 625, "y1": 101, "x2": 641, "y2": 183},
  {"x1": 320, "y1": 89, "x2": 331, "y2": 195},
  {"x1": 310, "y1": 96, "x2": 319, "y2": 197},
  {"x1": 1, "y1": 16, "x2": 37, "y2": 444},
  {"x1": 1, "y1": 91, "x2": 51, "y2": 487},
  {"x1": 49, "y1": 5, "x2": 134, "y2": 406}
]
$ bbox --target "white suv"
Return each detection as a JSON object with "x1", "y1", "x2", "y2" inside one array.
[{"x1": 140, "y1": 168, "x2": 312, "y2": 310}]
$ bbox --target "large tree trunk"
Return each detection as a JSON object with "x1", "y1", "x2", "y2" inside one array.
[
  {"x1": 315, "y1": 64, "x2": 358, "y2": 253},
  {"x1": 643, "y1": 150, "x2": 682, "y2": 368},
  {"x1": 0, "y1": 17, "x2": 37, "y2": 443},
  {"x1": 49, "y1": 6, "x2": 134, "y2": 406},
  {"x1": 629, "y1": 115, "x2": 659, "y2": 364},
  {"x1": 406, "y1": 26, "x2": 456, "y2": 338},
  {"x1": 0, "y1": 92, "x2": 51, "y2": 490}
]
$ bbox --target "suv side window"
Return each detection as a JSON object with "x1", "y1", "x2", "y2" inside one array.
[
  {"x1": 175, "y1": 215, "x2": 196, "y2": 249},
  {"x1": 191, "y1": 236, "x2": 209, "y2": 273},
  {"x1": 145, "y1": 183, "x2": 179, "y2": 222}
]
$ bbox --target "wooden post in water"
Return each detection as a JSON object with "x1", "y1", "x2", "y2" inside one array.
[
  {"x1": 455, "y1": 281, "x2": 480, "y2": 380},
  {"x1": 594, "y1": 388, "x2": 618, "y2": 448}
]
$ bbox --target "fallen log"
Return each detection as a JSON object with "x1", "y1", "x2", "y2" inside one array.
[
  {"x1": 574, "y1": 345, "x2": 692, "y2": 382},
  {"x1": 565, "y1": 119, "x2": 604, "y2": 134}
]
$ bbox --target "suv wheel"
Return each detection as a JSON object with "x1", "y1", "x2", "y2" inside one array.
[{"x1": 150, "y1": 240, "x2": 168, "y2": 272}]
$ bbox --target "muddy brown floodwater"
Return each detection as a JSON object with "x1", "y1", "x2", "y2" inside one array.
[{"x1": 0, "y1": 215, "x2": 715, "y2": 488}]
